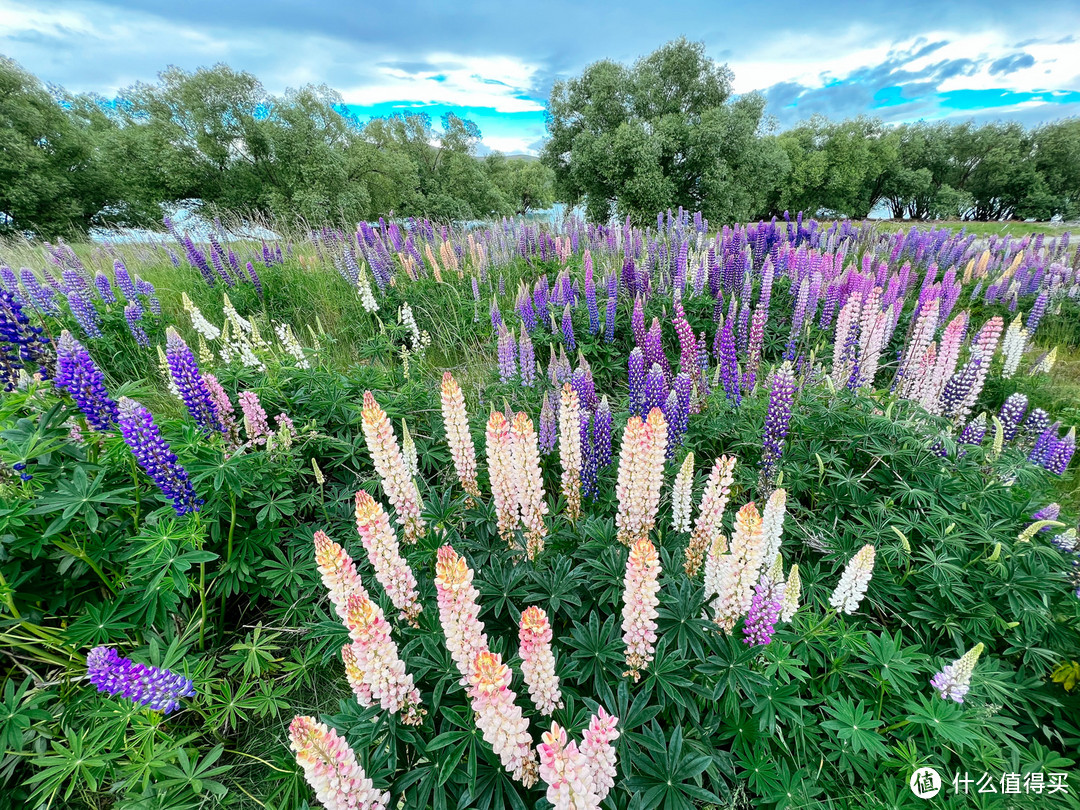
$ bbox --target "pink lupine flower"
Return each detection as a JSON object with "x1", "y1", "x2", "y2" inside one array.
[
  {"x1": 711, "y1": 502, "x2": 765, "y2": 633},
  {"x1": 897, "y1": 299, "x2": 939, "y2": 398},
  {"x1": 289, "y1": 716, "x2": 390, "y2": 810},
  {"x1": 440, "y1": 372, "x2": 481, "y2": 499},
  {"x1": 341, "y1": 642, "x2": 373, "y2": 708},
  {"x1": 922, "y1": 312, "x2": 968, "y2": 412},
  {"x1": 614, "y1": 409, "x2": 668, "y2": 547},
  {"x1": 276, "y1": 412, "x2": 295, "y2": 434},
  {"x1": 238, "y1": 390, "x2": 269, "y2": 445},
  {"x1": 343, "y1": 593, "x2": 425, "y2": 725},
  {"x1": 434, "y1": 545, "x2": 490, "y2": 683},
  {"x1": 360, "y1": 390, "x2": 425, "y2": 544},
  {"x1": 537, "y1": 723, "x2": 600, "y2": 810},
  {"x1": 518, "y1": 606, "x2": 562, "y2": 715},
  {"x1": 930, "y1": 643, "x2": 984, "y2": 704},
  {"x1": 486, "y1": 411, "x2": 521, "y2": 546},
  {"x1": 511, "y1": 413, "x2": 549, "y2": 560},
  {"x1": 559, "y1": 382, "x2": 583, "y2": 522},
  {"x1": 469, "y1": 650, "x2": 539, "y2": 787},
  {"x1": 204, "y1": 373, "x2": 240, "y2": 446},
  {"x1": 622, "y1": 537, "x2": 661, "y2": 681},
  {"x1": 686, "y1": 455, "x2": 737, "y2": 576},
  {"x1": 829, "y1": 544, "x2": 876, "y2": 614},
  {"x1": 313, "y1": 530, "x2": 369, "y2": 622},
  {"x1": 354, "y1": 491, "x2": 422, "y2": 627},
  {"x1": 581, "y1": 707, "x2": 620, "y2": 801},
  {"x1": 830, "y1": 295, "x2": 864, "y2": 389}
]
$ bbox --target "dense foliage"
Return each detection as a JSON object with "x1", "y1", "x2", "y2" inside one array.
[{"x1": 1, "y1": 212, "x2": 1079, "y2": 810}]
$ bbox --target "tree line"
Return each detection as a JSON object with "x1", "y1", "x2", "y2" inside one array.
[{"x1": 3, "y1": 40, "x2": 1079, "y2": 238}]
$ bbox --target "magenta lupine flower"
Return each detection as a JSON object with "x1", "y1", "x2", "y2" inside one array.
[
  {"x1": 718, "y1": 318, "x2": 740, "y2": 405},
  {"x1": 519, "y1": 328, "x2": 536, "y2": 387},
  {"x1": 165, "y1": 328, "x2": 223, "y2": 434},
  {"x1": 998, "y1": 394, "x2": 1028, "y2": 442},
  {"x1": 55, "y1": 330, "x2": 118, "y2": 430},
  {"x1": 594, "y1": 396, "x2": 613, "y2": 468},
  {"x1": 497, "y1": 325, "x2": 517, "y2": 384},
  {"x1": 628, "y1": 348, "x2": 646, "y2": 416},
  {"x1": 117, "y1": 397, "x2": 202, "y2": 516},
  {"x1": 561, "y1": 305, "x2": 576, "y2": 351},
  {"x1": 743, "y1": 576, "x2": 783, "y2": 646},
  {"x1": 87, "y1": 646, "x2": 195, "y2": 714},
  {"x1": 760, "y1": 363, "x2": 796, "y2": 482}
]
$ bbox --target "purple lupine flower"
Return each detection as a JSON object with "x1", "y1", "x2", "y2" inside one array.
[
  {"x1": 581, "y1": 408, "x2": 599, "y2": 500},
  {"x1": 165, "y1": 328, "x2": 223, "y2": 434},
  {"x1": 571, "y1": 365, "x2": 598, "y2": 412},
  {"x1": 498, "y1": 274, "x2": 506, "y2": 297},
  {"x1": 718, "y1": 318, "x2": 740, "y2": 406},
  {"x1": 67, "y1": 290, "x2": 103, "y2": 338},
  {"x1": 628, "y1": 349, "x2": 647, "y2": 416},
  {"x1": 94, "y1": 273, "x2": 117, "y2": 304},
  {"x1": 490, "y1": 297, "x2": 503, "y2": 331},
  {"x1": 533, "y1": 276, "x2": 549, "y2": 327},
  {"x1": 1032, "y1": 503, "x2": 1061, "y2": 525},
  {"x1": 663, "y1": 387, "x2": 689, "y2": 459},
  {"x1": 561, "y1": 304, "x2": 576, "y2": 351},
  {"x1": 0, "y1": 265, "x2": 18, "y2": 296},
  {"x1": 644, "y1": 362, "x2": 668, "y2": 417},
  {"x1": 63, "y1": 268, "x2": 93, "y2": 300},
  {"x1": 471, "y1": 277, "x2": 480, "y2": 302},
  {"x1": 585, "y1": 256, "x2": 600, "y2": 335},
  {"x1": 1, "y1": 288, "x2": 52, "y2": 390},
  {"x1": 743, "y1": 577, "x2": 782, "y2": 646},
  {"x1": 1029, "y1": 422, "x2": 1061, "y2": 467},
  {"x1": 1046, "y1": 428, "x2": 1075, "y2": 475},
  {"x1": 643, "y1": 319, "x2": 668, "y2": 382},
  {"x1": 124, "y1": 302, "x2": 150, "y2": 347},
  {"x1": 604, "y1": 281, "x2": 617, "y2": 343},
  {"x1": 134, "y1": 277, "x2": 161, "y2": 315},
  {"x1": 938, "y1": 356, "x2": 982, "y2": 422},
  {"x1": 496, "y1": 325, "x2": 517, "y2": 384},
  {"x1": 19, "y1": 268, "x2": 59, "y2": 316},
  {"x1": 518, "y1": 290, "x2": 537, "y2": 333},
  {"x1": 1026, "y1": 290, "x2": 1049, "y2": 334},
  {"x1": 594, "y1": 395, "x2": 612, "y2": 467},
  {"x1": 1019, "y1": 408, "x2": 1050, "y2": 449},
  {"x1": 998, "y1": 394, "x2": 1028, "y2": 442},
  {"x1": 87, "y1": 646, "x2": 195, "y2": 714},
  {"x1": 54, "y1": 330, "x2": 116, "y2": 430},
  {"x1": 245, "y1": 262, "x2": 264, "y2": 298},
  {"x1": 518, "y1": 328, "x2": 536, "y2": 387},
  {"x1": 631, "y1": 297, "x2": 646, "y2": 347},
  {"x1": 117, "y1": 397, "x2": 202, "y2": 516},
  {"x1": 539, "y1": 391, "x2": 558, "y2": 455},
  {"x1": 958, "y1": 413, "x2": 987, "y2": 446},
  {"x1": 761, "y1": 362, "x2": 797, "y2": 481},
  {"x1": 930, "y1": 644, "x2": 983, "y2": 704}
]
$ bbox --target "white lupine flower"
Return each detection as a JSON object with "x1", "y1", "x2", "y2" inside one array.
[
  {"x1": 358, "y1": 267, "x2": 379, "y2": 312},
  {"x1": 671, "y1": 452, "x2": 695, "y2": 534},
  {"x1": 758, "y1": 489, "x2": 787, "y2": 575},
  {"x1": 829, "y1": 544, "x2": 876, "y2": 614},
  {"x1": 222, "y1": 293, "x2": 251, "y2": 333},
  {"x1": 1001, "y1": 315, "x2": 1027, "y2": 378},
  {"x1": 274, "y1": 322, "x2": 310, "y2": 369},
  {"x1": 181, "y1": 292, "x2": 221, "y2": 341}
]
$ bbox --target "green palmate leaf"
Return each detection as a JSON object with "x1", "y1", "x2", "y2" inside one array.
[
  {"x1": 903, "y1": 694, "x2": 984, "y2": 750},
  {"x1": 821, "y1": 696, "x2": 889, "y2": 757}
]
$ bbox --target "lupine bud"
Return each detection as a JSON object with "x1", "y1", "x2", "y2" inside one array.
[
  {"x1": 930, "y1": 643, "x2": 984, "y2": 704},
  {"x1": 87, "y1": 646, "x2": 194, "y2": 714},
  {"x1": 361, "y1": 391, "x2": 425, "y2": 544},
  {"x1": 117, "y1": 398, "x2": 201, "y2": 516},
  {"x1": 55, "y1": 330, "x2": 118, "y2": 430},
  {"x1": 622, "y1": 537, "x2": 661, "y2": 681},
  {"x1": 469, "y1": 650, "x2": 539, "y2": 787},
  {"x1": 559, "y1": 383, "x2": 583, "y2": 522},
  {"x1": 829, "y1": 544, "x2": 876, "y2": 614},
  {"x1": 354, "y1": 492, "x2": 422, "y2": 627},
  {"x1": 440, "y1": 372, "x2": 481, "y2": 499},
  {"x1": 289, "y1": 716, "x2": 390, "y2": 810},
  {"x1": 518, "y1": 606, "x2": 562, "y2": 715},
  {"x1": 686, "y1": 456, "x2": 736, "y2": 577},
  {"x1": 511, "y1": 412, "x2": 549, "y2": 559},
  {"x1": 434, "y1": 546, "x2": 490, "y2": 683},
  {"x1": 671, "y1": 452, "x2": 695, "y2": 534},
  {"x1": 780, "y1": 564, "x2": 801, "y2": 622}
]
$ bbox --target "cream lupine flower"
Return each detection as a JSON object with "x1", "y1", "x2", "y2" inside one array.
[
  {"x1": 685, "y1": 455, "x2": 737, "y2": 576},
  {"x1": 434, "y1": 545, "x2": 490, "y2": 683},
  {"x1": 289, "y1": 716, "x2": 389, "y2": 810},
  {"x1": 559, "y1": 383, "x2": 583, "y2": 523},
  {"x1": 197, "y1": 335, "x2": 214, "y2": 367},
  {"x1": 400, "y1": 420, "x2": 419, "y2": 481},
  {"x1": 621, "y1": 537, "x2": 661, "y2": 681},
  {"x1": 313, "y1": 530, "x2": 370, "y2": 623},
  {"x1": 360, "y1": 391, "x2": 425, "y2": 544},
  {"x1": 440, "y1": 372, "x2": 481, "y2": 499},
  {"x1": 702, "y1": 533, "x2": 728, "y2": 607},
  {"x1": 758, "y1": 489, "x2": 788, "y2": 575},
  {"x1": 1001, "y1": 314, "x2": 1027, "y2": 378},
  {"x1": 615, "y1": 409, "x2": 668, "y2": 546},
  {"x1": 1032, "y1": 346, "x2": 1057, "y2": 374},
  {"x1": 486, "y1": 411, "x2": 521, "y2": 546},
  {"x1": 518, "y1": 606, "x2": 562, "y2": 716},
  {"x1": 711, "y1": 502, "x2": 765, "y2": 633},
  {"x1": 354, "y1": 491, "x2": 422, "y2": 627},
  {"x1": 343, "y1": 593, "x2": 425, "y2": 724},
  {"x1": 157, "y1": 346, "x2": 180, "y2": 398},
  {"x1": 671, "y1": 452, "x2": 695, "y2": 535},
  {"x1": 780, "y1": 564, "x2": 801, "y2": 622},
  {"x1": 537, "y1": 724, "x2": 600, "y2": 810},
  {"x1": 511, "y1": 413, "x2": 549, "y2": 559},
  {"x1": 469, "y1": 650, "x2": 539, "y2": 787},
  {"x1": 181, "y1": 292, "x2": 221, "y2": 341},
  {"x1": 829, "y1": 544, "x2": 876, "y2": 614}
]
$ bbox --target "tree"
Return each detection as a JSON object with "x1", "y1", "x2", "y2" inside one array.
[{"x1": 484, "y1": 155, "x2": 555, "y2": 216}]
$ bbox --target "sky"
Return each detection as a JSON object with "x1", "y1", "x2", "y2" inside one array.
[{"x1": 1, "y1": 0, "x2": 1078, "y2": 155}]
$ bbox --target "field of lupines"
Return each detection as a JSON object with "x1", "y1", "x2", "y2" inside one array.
[{"x1": 1, "y1": 210, "x2": 1080, "y2": 810}]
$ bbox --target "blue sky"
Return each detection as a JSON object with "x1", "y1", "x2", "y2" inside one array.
[{"x1": 1, "y1": 0, "x2": 1077, "y2": 154}]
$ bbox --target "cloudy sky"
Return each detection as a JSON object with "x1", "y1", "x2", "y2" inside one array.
[{"x1": 2, "y1": 0, "x2": 1078, "y2": 154}]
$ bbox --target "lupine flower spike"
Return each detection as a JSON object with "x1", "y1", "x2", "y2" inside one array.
[
  {"x1": 469, "y1": 650, "x2": 539, "y2": 786},
  {"x1": 289, "y1": 716, "x2": 390, "y2": 810},
  {"x1": 117, "y1": 397, "x2": 201, "y2": 516},
  {"x1": 433, "y1": 546, "x2": 490, "y2": 683},
  {"x1": 558, "y1": 382, "x2": 583, "y2": 522},
  {"x1": 360, "y1": 391, "x2": 426, "y2": 544},
  {"x1": 829, "y1": 544, "x2": 876, "y2": 614},
  {"x1": 614, "y1": 408, "x2": 668, "y2": 547},
  {"x1": 511, "y1": 412, "x2": 549, "y2": 559},
  {"x1": 486, "y1": 411, "x2": 521, "y2": 547},
  {"x1": 55, "y1": 330, "x2": 118, "y2": 430},
  {"x1": 671, "y1": 452, "x2": 695, "y2": 534},
  {"x1": 685, "y1": 455, "x2": 737, "y2": 577},
  {"x1": 780, "y1": 564, "x2": 801, "y2": 622},
  {"x1": 622, "y1": 537, "x2": 661, "y2": 681},
  {"x1": 518, "y1": 606, "x2": 562, "y2": 715},
  {"x1": 354, "y1": 492, "x2": 422, "y2": 627},
  {"x1": 931, "y1": 643, "x2": 985, "y2": 704},
  {"x1": 711, "y1": 502, "x2": 765, "y2": 633},
  {"x1": 87, "y1": 646, "x2": 195, "y2": 714}
]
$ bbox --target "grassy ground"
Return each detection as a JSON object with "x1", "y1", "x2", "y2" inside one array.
[{"x1": 870, "y1": 219, "x2": 1076, "y2": 237}]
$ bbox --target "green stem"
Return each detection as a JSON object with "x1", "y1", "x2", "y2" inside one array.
[
  {"x1": 53, "y1": 540, "x2": 116, "y2": 595},
  {"x1": 883, "y1": 718, "x2": 911, "y2": 734},
  {"x1": 219, "y1": 491, "x2": 237, "y2": 632},
  {"x1": 130, "y1": 456, "x2": 142, "y2": 525}
]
